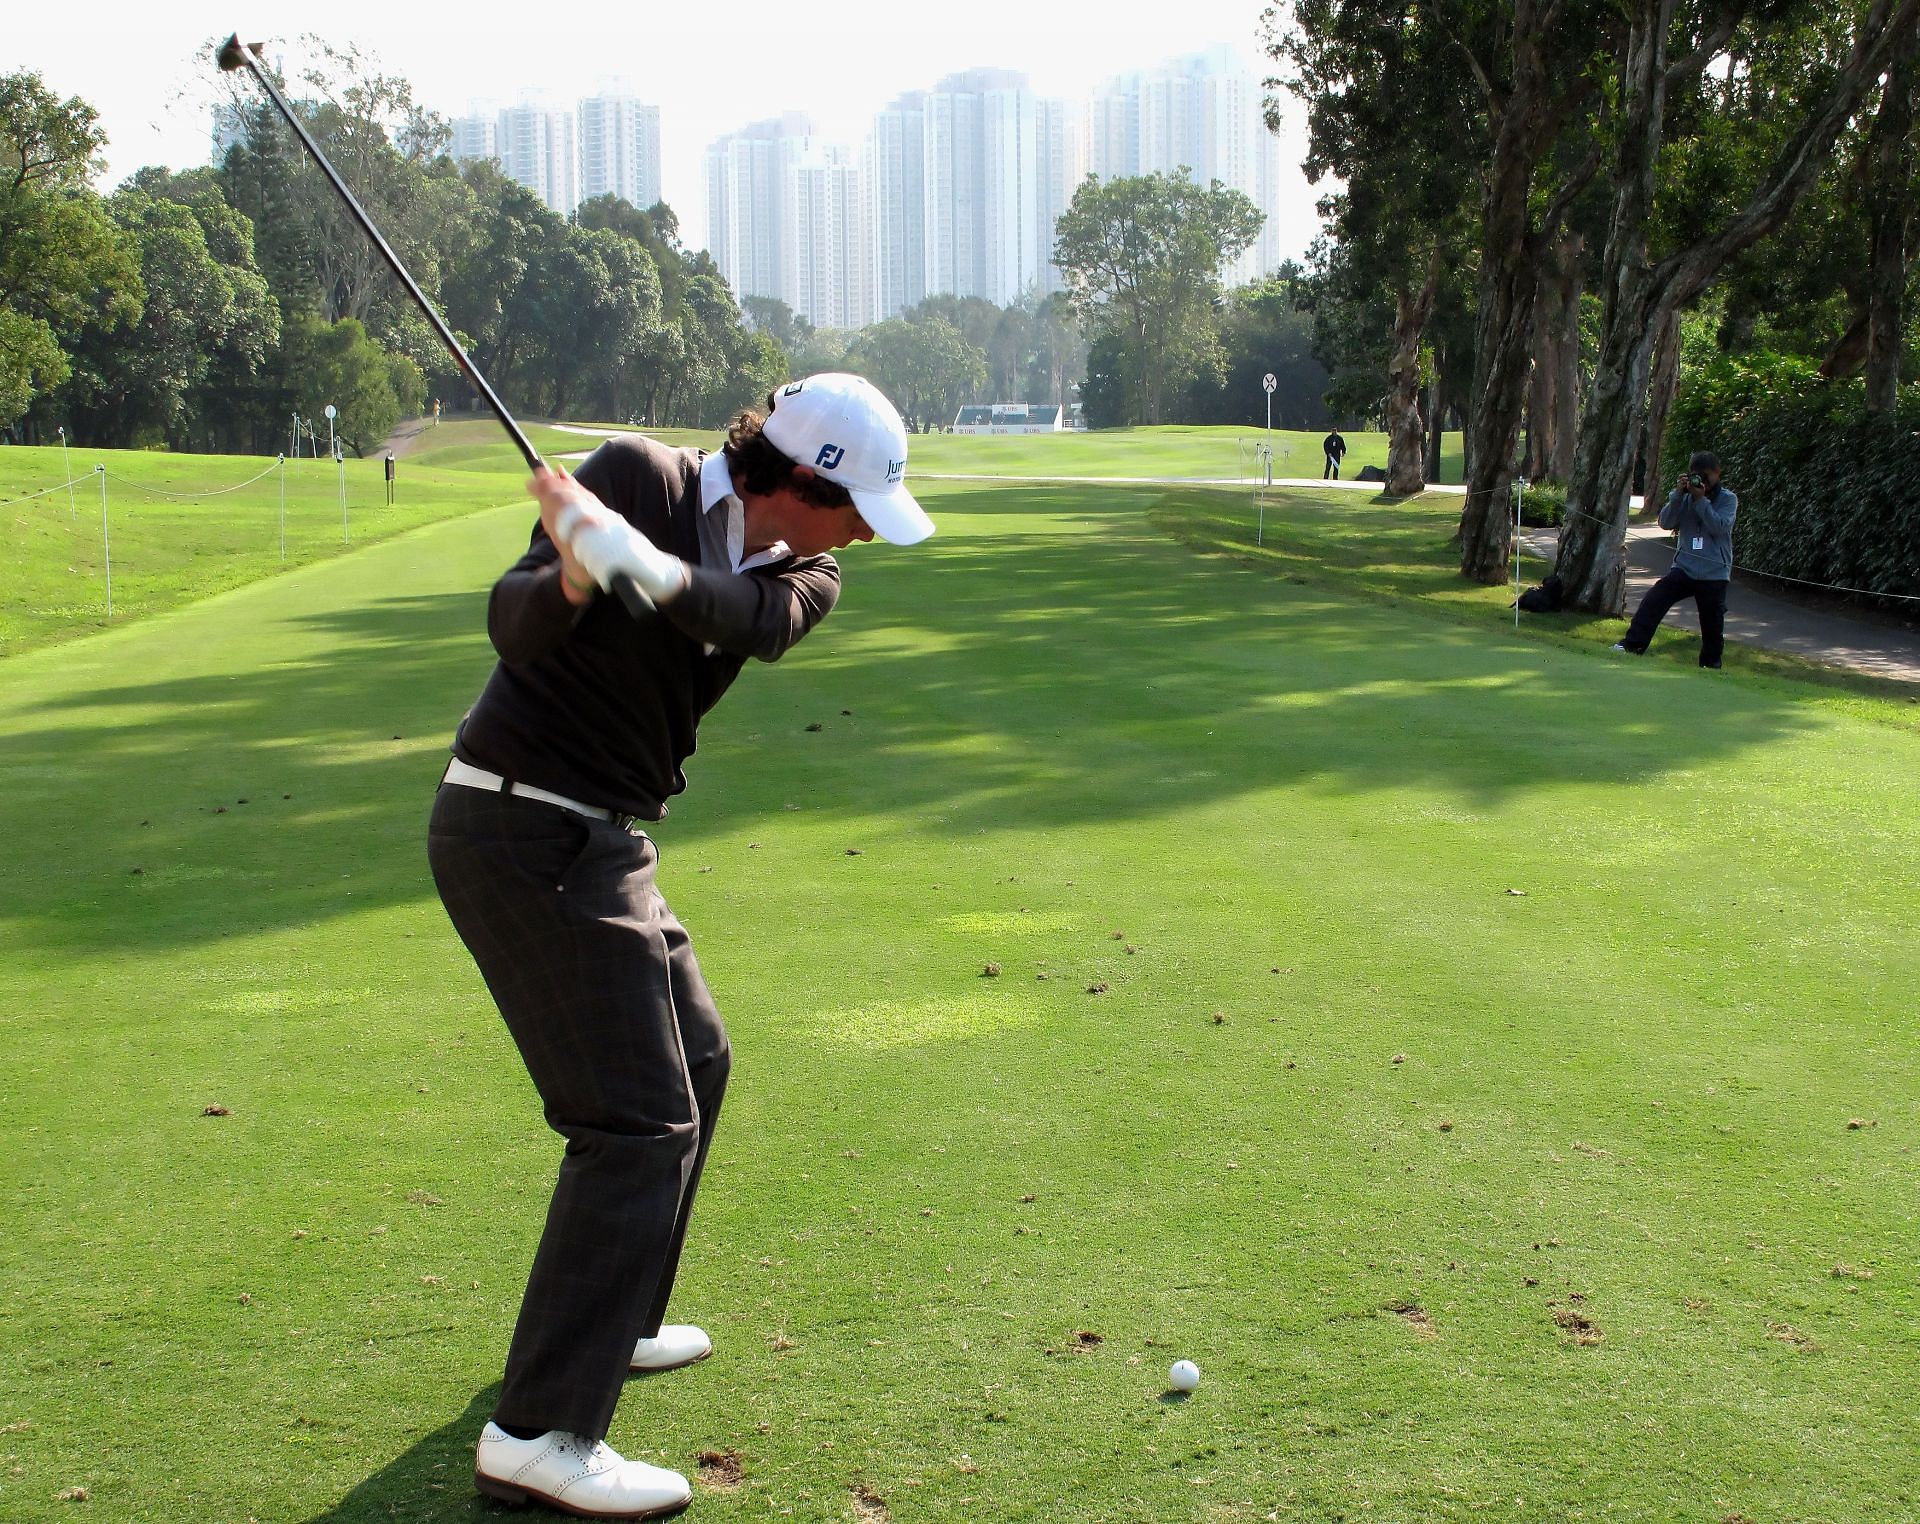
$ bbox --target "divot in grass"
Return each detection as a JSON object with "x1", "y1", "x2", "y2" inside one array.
[
  {"x1": 1551, "y1": 1306, "x2": 1604, "y2": 1345},
  {"x1": 694, "y1": 1449, "x2": 743, "y2": 1491}
]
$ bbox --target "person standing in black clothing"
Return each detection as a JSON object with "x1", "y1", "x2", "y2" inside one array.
[
  {"x1": 1323, "y1": 429, "x2": 1348, "y2": 479},
  {"x1": 428, "y1": 374, "x2": 934, "y2": 1520}
]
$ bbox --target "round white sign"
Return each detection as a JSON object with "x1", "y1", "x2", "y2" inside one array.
[
  {"x1": 324, "y1": 404, "x2": 337, "y2": 419},
  {"x1": 1262, "y1": 373, "x2": 1277, "y2": 393}
]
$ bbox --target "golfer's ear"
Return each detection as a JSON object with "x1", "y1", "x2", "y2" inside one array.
[{"x1": 791, "y1": 464, "x2": 816, "y2": 483}]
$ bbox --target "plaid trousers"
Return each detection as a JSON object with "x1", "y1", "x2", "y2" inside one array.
[{"x1": 427, "y1": 782, "x2": 730, "y2": 1439}]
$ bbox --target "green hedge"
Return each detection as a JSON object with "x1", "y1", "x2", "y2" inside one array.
[
  {"x1": 1517, "y1": 481, "x2": 1567, "y2": 527},
  {"x1": 1665, "y1": 354, "x2": 1920, "y2": 609}
]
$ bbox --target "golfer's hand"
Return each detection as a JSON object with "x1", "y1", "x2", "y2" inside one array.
[
  {"x1": 527, "y1": 466, "x2": 601, "y2": 606},
  {"x1": 532, "y1": 467, "x2": 689, "y2": 605}
]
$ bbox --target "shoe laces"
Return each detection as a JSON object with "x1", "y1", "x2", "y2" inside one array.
[{"x1": 565, "y1": 1432, "x2": 615, "y2": 1470}]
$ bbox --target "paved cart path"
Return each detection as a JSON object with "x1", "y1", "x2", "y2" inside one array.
[{"x1": 1521, "y1": 521, "x2": 1920, "y2": 683}]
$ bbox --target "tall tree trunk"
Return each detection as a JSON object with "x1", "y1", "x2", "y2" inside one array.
[
  {"x1": 1641, "y1": 304, "x2": 1682, "y2": 495},
  {"x1": 1425, "y1": 367, "x2": 1445, "y2": 482},
  {"x1": 1525, "y1": 278, "x2": 1554, "y2": 480},
  {"x1": 1459, "y1": 144, "x2": 1544, "y2": 578},
  {"x1": 1549, "y1": 233, "x2": 1584, "y2": 482},
  {"x1": 1820, "y1": 306, "x2": 1871, "y2": 378},
  {"x1": 1458, "y1": 3, "x2": 1597, "y2": 579},
  {"x1": 1866, "y1": 34, "x2": 1920, "y2": 409},
  {"x1": 1387, "y1": 255, "x2": 1442, "y2": 494},
  {"x1": 1556, "y1": 0, "x2": 1920, "y2": 611},
  {"x1": 1555, "y1": 0, "x2": 1677, "y2": 614}
]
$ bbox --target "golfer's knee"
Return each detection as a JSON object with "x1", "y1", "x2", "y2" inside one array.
[{"x1": 560, "y1": 1118, "x2": 701, "y2": 1187}]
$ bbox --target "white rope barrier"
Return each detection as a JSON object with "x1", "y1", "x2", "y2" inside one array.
[
  {"x1": 0, "y1": 472, "x2": 99, "y2": 509},
  {"x1": 100, "y1": 460, "x2": 282, "y2": 501}
]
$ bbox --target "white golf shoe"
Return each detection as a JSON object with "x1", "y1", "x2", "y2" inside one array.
[
  {"x1": 473, "y1": 1423, "x2": 691, "y2": 1518},
  {"x1": 629, "y1": 1324, "x2": 713, "y2": 1372}
]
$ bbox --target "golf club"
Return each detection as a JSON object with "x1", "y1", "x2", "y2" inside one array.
[{"x1": 215, "y1": 33, "x2": 651, "y2": 619}]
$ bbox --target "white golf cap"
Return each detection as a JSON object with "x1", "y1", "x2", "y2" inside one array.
[{"x1": 761, "y1": 373, "x2": 935, "y2": 546}]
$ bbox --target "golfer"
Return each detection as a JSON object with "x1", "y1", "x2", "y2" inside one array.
[
  {"x1": 1323, "y1": 428, "x2": 1347, "y2": 479},
  {"x1": 1613, "y1": 450, "x2": 1737, "y2": 668},
  {"x1": 428, "y1": 375, "x2": 934, "y2": 1518}
]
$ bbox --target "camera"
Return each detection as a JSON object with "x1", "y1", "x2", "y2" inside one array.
[{"x1": 1686, "y1": 472, "x2": 1706, "y2": 490}]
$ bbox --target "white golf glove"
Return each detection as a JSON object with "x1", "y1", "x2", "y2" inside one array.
[{"x1": 556, "y1": 493, "x2": 687, "y2": 605}]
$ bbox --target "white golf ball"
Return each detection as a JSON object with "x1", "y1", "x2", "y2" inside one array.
[{"x1": 1169, "y1": 1359, "x2": 1200, "y2": 1392}]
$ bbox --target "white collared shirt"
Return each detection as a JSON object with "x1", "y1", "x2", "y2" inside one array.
[{"x1": 698, "y1": 451, "x2": 791, "y2": 574}]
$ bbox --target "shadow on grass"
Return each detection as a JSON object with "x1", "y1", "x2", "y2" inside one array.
[
  {"x1": 299, "y1": 1386, "x2": 503, "y2": 1522},
  {"x1": 0, "y1": 485, "x2": 1820, "y2": 955}
]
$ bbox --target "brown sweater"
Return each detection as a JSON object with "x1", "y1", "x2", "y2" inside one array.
[{"x1": 452, "y1": 435, "x2": 841, "y2": 819}]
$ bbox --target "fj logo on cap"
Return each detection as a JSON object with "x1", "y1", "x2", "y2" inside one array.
[
  {"x1": 887, "y1": 458, "x2": 905, "y2": 482},
  {"x1": 815, "y1": 444, "x2": 845, "y2": 469},
  {"x1": 782, "y1": 382, "x2": 805, "y2": 397}
]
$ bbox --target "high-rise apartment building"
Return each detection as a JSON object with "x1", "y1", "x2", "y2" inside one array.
[
  {"x1": 211, "y1": 102, "x2": 250, "y2": 164},
  {"x1": 1031, "y1": 96, "x2": 1086, "y2": 297},
  {"x1": 706, "y1": 115, "x2": 868, "y2": 328},
  {"x1": 790, "y1": 145, "x2": 869, "y2": 331},
  {"x1": 1089, "y1": 48, "x2": 1286, "y2": 285},
  {"x1": 578, "y1": 92, "x2": 662, "y2": 210},
  {"x1": 706, "y1": 115, "x2": 803, "y2": 316},
  {"x1": 452, "y1": 104, "x2": 577, "y2": 215},
  {"x1": 866, "y1": 93, "x2": 928, "y2": 321},
  {"x1": 449, "y1": 113, "x2": 497, "y2": 165},
  {"x1": 495, "y1": 103, "x2": 577, "y2": 216},
  {"x1": 873, "y1": 70, "x2": 1080, "y2": 318}
]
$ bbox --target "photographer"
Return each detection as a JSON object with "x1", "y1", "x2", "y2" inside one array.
[{"x1": 1613, "y1": 450, "x2": 1738, "y2": 668}]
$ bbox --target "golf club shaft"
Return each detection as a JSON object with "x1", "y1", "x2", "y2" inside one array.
[{"x1": 217, "y1": 35, "x2": 651, "y2": 619}]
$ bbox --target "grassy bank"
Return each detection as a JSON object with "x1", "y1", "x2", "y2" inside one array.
[{"x1": 0, "y1": 476, "x2": 1913, "y2": 1520}]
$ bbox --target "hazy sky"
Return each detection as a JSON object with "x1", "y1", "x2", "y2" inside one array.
[{"x1": 11, "y1": 0, "x2": 1325, "y2": 263}]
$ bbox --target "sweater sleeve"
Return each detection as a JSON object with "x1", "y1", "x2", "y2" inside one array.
[
  {"x1": 663, "y1": 555, "x2": 842, "y2": 662},
  {"x1": 1657, "y1": 489, "x2": 1686, "y2": 530},
  {"x1": 1703, "y1": 488, "x2": 1738, "y2": 529},
  {"x1": 486, "y1": 526, "x2": 589, "y2": 666}
]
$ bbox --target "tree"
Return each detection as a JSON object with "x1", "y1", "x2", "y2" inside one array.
[
  {"x1": 120, "y1": 167, "x2": 281, "y2": 452},
  {"x1": 280, "y1": 313, "x2": 420, "y2": 456},
  {"x1": 1053, "y1": 172, "x2": 1263, "y2": 424},
  {"x1": 1553, "y1": 0, "x2": 1920, "y2": 612},
  {"x1": 844, "y1": 316, "x2": 986, "y2": 430},
  {"x1": 740, "y1": 295, "x2": 813, "y2": 354},
  {"x1": 1021, "y1": 291, "x2": 1088, "y2": 406},
  {"x1": 217, "y1": 40, "x2": 460, "y2": 340},
  {"x1": 1435, "y1": 0, "x2": 1616, "y2": 581},
  {"x1": 0, "y1": 71, "x2": 141, "y2": 431},
  {"x1": 520, "y1": 224, "x2": 662, "y2": 418},
  {"x1": 1275, "y1": 0, "x2": 1481, "y2": 490},
  {"x1": 1175, "y1": 274, "x2": 1331, "y2": 427},
  {"x1": 440, "y1": 161, "x2": 563, "y2": 417},
  {"x1": 57, "y1": 188, "x2": 276, "y2": 449}
]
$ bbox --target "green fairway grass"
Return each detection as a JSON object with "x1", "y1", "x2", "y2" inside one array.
[
  {"x1": 558, "y1": 421, "x2": 1468, "y2": 485},
  {"x1": 0, "y1": 444, "x2": 526, "y2": 658},
  {"x1": 0, "y1": 474, "x2": 1914, "y2": 1522},
  {"x1": 1155, "y1": 484, "x2": 1920, "y2": 711}
]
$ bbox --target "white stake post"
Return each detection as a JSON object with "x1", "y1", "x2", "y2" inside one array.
[
  {"x1": 97, "y1": 464, "x2": 111, "y2": 617},
  {"x1": 1262, "y1": 373, "x2": 1277, "y2": 487},
  {"x1": 278, "y1": 454, "x2": 287, "y2": 560},
  {"x1": 326, "y1": 405, "x2": 347, "y2": 543},
  {"x1": 58, "y1": 426, "x2": 76, "y2": 518},
  {"x1": 1512, "y1": 475, "x2": 1527, "y2": 629}
]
